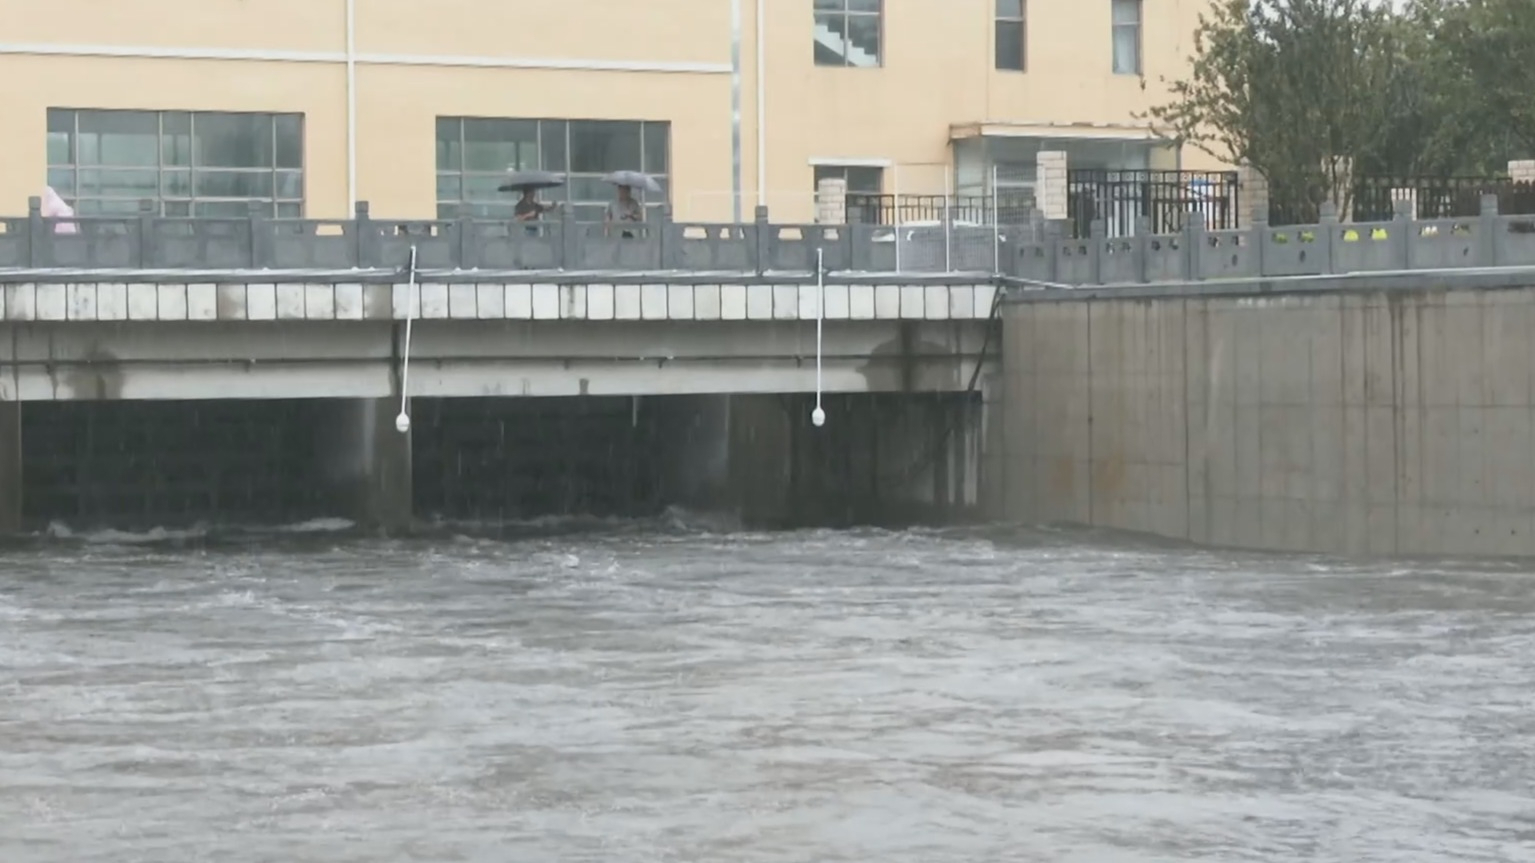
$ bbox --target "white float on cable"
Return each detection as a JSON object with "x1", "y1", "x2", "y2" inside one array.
[
  {"x1": 395, "y1": 244, "x2": 418, "y2": 434},
  {"x1": 811, "y1": 247, "x2": 826, "y2": 427}
]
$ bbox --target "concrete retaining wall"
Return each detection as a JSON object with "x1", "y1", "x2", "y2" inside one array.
[{"x1": 1001, "y1": 286, "x2": 1535, "y2": 556}]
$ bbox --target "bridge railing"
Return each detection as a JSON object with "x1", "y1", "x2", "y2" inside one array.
[
  {"x1": 14, "y1": 194, "x2": 1535, "y2": 283},
  {"x1": 1007, "y1": 195, "x2": 1535, "y2": 286},
  {"x1": 0, "y1": 197, "x2": 1021, "y2": 275}
]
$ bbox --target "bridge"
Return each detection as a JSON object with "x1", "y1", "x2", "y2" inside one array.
[{"x1": 0, "y1": 200, "x2": 1005, "y2": 536}]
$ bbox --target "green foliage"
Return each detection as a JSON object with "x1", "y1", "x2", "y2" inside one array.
[{"x1": 1149, "y1": 0, "x2": 1532, "y2": 219}]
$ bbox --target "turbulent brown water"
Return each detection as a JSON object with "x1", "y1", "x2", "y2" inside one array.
[{"x1": 2, "y1": 518, "x2": 1533, "y2": 862}]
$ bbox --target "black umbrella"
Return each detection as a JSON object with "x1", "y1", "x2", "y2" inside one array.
[{"x1": 498, "y1": 170, "x2": 567, "y2": 192}]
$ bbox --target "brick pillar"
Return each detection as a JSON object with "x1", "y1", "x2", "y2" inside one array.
[
  {"x1": 1036, "y1": 151, "x2": 1068, "y2": 221},
  {"x1": 816, "y1": 176, "x2": 848, "y2": 224},
  {"x1": 1236, "y1": 163, "x2": 1269, "y2": 228},
  {"x1": 1510, "y1": 160, "x2": 1535, "y2": 184}
]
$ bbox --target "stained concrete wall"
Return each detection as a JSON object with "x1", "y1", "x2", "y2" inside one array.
[{"x1": 1002, "y1": 287, "x2": 1535, "y2": 557}]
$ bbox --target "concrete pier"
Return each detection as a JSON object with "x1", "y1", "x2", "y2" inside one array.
[
  {"x1": 0, "y1": 402, "x2": 19, "y2": 535},
  {"x1": 316, "y1": 399, "x2": 413, "y2": 532}
]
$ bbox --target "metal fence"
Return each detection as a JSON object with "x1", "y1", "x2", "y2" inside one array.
[
  {"x1": 845, "y1": 193, "x2": 1037, "y2": 227},
  {"x1": 1066, "y1": 169, "x2": 1240, "y2": 239},
  {"x1": 1351, "y1": 175, "x2": 1535, "y2": 221}
]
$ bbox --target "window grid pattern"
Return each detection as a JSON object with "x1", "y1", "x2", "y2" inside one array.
[
  {"x1": 46, "y1": 109, "x2": 304, "y2": 218},
  {"x1": 813, "y1": 0, "x2": 882, "y2": 68},
  {"x1": 435, "y1": 118, "x2": 670, "y2": 223},
  {"x1": 995, "y1": 0, "x2": 1027, "y2": 72},
  {"x1": 1112, "y1": 0, "x2": 1143, "y2": 75},
  {"x1": 814, "y1": 165, "x2": 884, "y2": 197}
]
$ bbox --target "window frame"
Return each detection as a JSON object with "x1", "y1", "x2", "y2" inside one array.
[
  {"x1": 995, "y1": 0, "x2": 1027, "y2": 72},
  {"x1": 1111, "y1": 0, "x2": 1143, "y2": 76},
  {"x1": 813, "y1": 164, "x2": 884, "y2": 197},
  {"x1": 813, "y1": 0, "x2": 884, "y2": 68},
  {"x1": 46, "y1": 108, "x2": 304, "y2": 218},
  {"x1": 435, "y1": 117, "x2": 671, "y2": 222}
]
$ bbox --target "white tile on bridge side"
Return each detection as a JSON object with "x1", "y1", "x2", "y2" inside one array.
[
  {"x1": 948, "y1": 285, "x2": 975, "y2": 319},
  {"x1": 641, "y1": 284, "x2": 668, "y2": 320},
  {"x1": 848, "y1": 285, "x2": 876, "y2": 319},
  {"x1": 773, "y1": 285, "x2": 799, "y2": 320},
  {"x1": 668, "y1": 284, "x2": 695, "y2": 319},
  {"x1": 721, "y1": 284, "x2": 747, "y2": 320},
  {"x1": 694, "y1": 285, "x2": 722, "y2": 320},
  {"x1": 475, "y1": 284, "x2": 504, "y2": 319},
  {"x1": 419, "y1": 283, "x2": 450, "y2": 319},
  {"x1": 246, "y1": 284, "x2": 277, "y2": 320},
  {"x1": 561, "y1": 284, "x2": 587, "y2": 319},
  {"x1": 95, "y1": 284, "x2": 128, "y2": 321},
  {"x1": 586, "y1": 284, "x2": 615, "y2": 320},
  {"x1": 127, "y1": 283, "x2": 157, "y2": 321},
  {"x1": 305, "y1": 284, "x2": 336, "y2": 319},
  {"x1": 745, "y1": 285, "x2": 773, "y2": 320},
  {"x1": 924, "y1": 285, "x2": 950, "y2": 320},
  {"x1": 797, "y1": 285, "x2": 820, "y2": 320},
  {"x1": 4, "y1": 284, "x2": 35, "y2": 321},
  {"x1": 973, "y1": 285, "x2": 998, "y2": 318},
  {"x1": 158, "y1": 284, "x2": 189, "y2": 321},
  {"x1": 66, "y1": 284, "x2": 96, "y2": 321},
  {"x1": 390, "y1": 283, "x2": 421, "y2": 320},
  {"x1": 448, "y1": 283, "x2": 478, "y2": 319},
  {"x1": 824, "y1": 284, "x2": 850, "y2": 319},
  {"x1": 505, "y1": 284, "x2": 533, "y2": 319},
  {"x1": 873, "y1": 284, "x2": 901, "y2": 318},
  {"x1": 276, "y1": 283, "x2": 306, "y2": 320},
  {"x1": 187, "y1": 284, "x2": 218, "y2": 320},
  {"x1": 35, "y1": 284, "x2": 65, "y2": 321},
  {"x1": 531, "y1": 283, "x2": 560, "y2": 319},
  {"x1": 614, "y1": 285, "x2": 642, "y2": 320},
  {"x1": 334, "y1": 283, "x2": 364, "y2": 320},
  {"x1": 899, "y1": 285, "x2": 925, "y2": 319}
]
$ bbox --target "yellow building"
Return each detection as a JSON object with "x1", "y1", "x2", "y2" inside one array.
[{"x1": 0, "y1": 0, "x2": 1216, "y2": 224}]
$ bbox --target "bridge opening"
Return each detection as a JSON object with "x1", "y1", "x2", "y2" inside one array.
[
  {"x1": 19, "y1": 399, "x2": 337, "y2": 531},
  {"x1": 409, "y1": 392, "x2": 988, "y2": 529},
  {"x1": 6, "y1": 392, "x2": 990, "y2": 534}
]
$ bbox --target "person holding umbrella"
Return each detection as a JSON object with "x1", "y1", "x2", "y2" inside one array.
[
  {"x1": 498, "y1": 169, "x2": 565, "y2": 225},
  {"x1": 602, "y1": 170, "x2": 661, "y2": 238}
]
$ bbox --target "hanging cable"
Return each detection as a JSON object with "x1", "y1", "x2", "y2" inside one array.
[
  {"x1": 811, "y1": 247, "x2": 826, "y2": 427},
  {"x1": 394, "y1": 245, "x2": 418, "y2": 434}
]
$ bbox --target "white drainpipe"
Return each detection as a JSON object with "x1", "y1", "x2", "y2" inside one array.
[{"x1": 345, "y1": 0, "x2": 357, "y2": 213}]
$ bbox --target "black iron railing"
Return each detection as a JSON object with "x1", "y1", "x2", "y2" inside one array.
[
  {"x1": 844, "y1": 193, "x2": 1038, "y2": 227},
  {"x1": 1350, "y1": 175, "x2": 1535, "y2": 221},
  {"x1": 1066, "y1": 169, "x2": 1240, "y2": 238}
]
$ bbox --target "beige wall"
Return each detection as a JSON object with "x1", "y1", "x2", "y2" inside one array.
[{"x1": 0, "y1": 0, "x2": 1213, "y2": 222}]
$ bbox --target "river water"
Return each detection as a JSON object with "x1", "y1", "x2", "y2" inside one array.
[{"x1": 2, "y1": 518, "x2": 1533, "y2": 862}]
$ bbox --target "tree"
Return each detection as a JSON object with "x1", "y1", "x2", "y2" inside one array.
[
  {"x1": 1409, "y1": 0, "x2": 1535, "y2": 172},
  {"x1": 1147, "y1": 0, "x2": 1448, "y2": 221}
]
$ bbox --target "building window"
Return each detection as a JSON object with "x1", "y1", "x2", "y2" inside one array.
[
  {"x1": 46, "y1": 109, "x2": 303, "y2": 217},
  {"x1": 814, "y1": 0, "x2": 882, "y2": 68},
  {"x1": 1112, "y1": 0, "x2": 1142, "y2": 75},
  {"x1": 435, "y1": 117, "x2": 669, "y2": 222},
  {"x1": 995, "y1": 0, "x2": 1026, "y2": 71},
  {"x1": 814, "y1": 165, "x2": 883, "y2": 196}
]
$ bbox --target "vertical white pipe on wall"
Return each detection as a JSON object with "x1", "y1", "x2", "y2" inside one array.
[
  {"x1": 756, "y1": 0, "x2": 767, "y2": 211},
  {"x1": 345, "y1": 0, "x2": 357, "y2": 212},
  {"x1": 730, "y1": 0, "x2": 743, "y2": 222}
]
